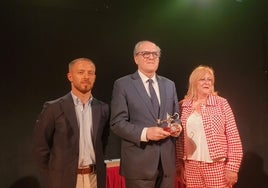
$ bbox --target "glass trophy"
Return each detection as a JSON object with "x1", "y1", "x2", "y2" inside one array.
[{"x1": 157, "y1": 113, "x2": 182, "y2": 137}]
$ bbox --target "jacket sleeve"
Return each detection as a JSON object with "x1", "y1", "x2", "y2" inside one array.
[
  {"x1": 222, "y1": 99, "x2": 243, "y2": 172},
  {"x1": 176, "y1": 100, "x2": 185, "y2": 169},
  {"x1": 33, "y1": 102, "x2": 55, "y2": 174}
]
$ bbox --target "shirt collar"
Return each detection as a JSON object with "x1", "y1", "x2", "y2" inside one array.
[
  {"x1": 71, "y1": 92, "x2": 93, "y2": 106},
  {"x1": 138, "y1": 70, "x2": 157, "y2": 84},
  {"x1": 182, "y1": 94, "x2": 218, "y2": 107}
]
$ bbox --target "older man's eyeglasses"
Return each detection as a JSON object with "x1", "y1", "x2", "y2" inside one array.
[{"x1": 136, "y1": 51, "x2": 160, "y2": 59}]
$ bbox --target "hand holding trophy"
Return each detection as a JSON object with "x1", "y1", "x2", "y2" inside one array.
[{"x1": 157, "y1": 113, "x2": 182, "y2": 137}]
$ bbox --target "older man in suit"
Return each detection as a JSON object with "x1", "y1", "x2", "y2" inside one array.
[
  {"x1": 33, "y1": 58, "x2": 109, "y2": 188},
  {"x1": 110, "y1": 40, "x2": 180, "y2": 188}
]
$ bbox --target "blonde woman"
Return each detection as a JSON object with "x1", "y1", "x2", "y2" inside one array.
[{"x1": 176, "y1": 65, "x2": 243, "y2": 188}]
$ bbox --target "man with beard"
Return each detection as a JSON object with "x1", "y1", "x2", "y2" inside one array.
[{"x1": 33, "y1": 58, "x2": 110, "y2": 188}]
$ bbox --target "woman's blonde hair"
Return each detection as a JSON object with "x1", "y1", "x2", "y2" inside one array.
[{"x1": 185, "y1": 65, "x2": 218, "y2": 100}]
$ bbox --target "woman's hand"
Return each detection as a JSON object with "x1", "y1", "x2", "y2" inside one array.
[{"x1": 225, "y1": 170, "x2": 238, "y2": 186}]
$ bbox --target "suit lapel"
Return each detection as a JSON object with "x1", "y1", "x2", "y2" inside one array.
[
  {"x1": 91, "y1": 99, "x2": 99, "y2": 145},
  {"x1": 62, "y1": 94, "x2": 99, "y2": 147},
  {"x1": 132, "y1": 72, "x2": 158, "y2": 120},
  {"x1": 157, "y1": 76, "x2": 167, "y2": 120},
  {"x1": 61, "y1": 93, "x2": 79, "y2": 136}
]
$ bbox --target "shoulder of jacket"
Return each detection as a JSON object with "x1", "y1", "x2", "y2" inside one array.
[{"x1": 44, "y1": 93, "x2": 71, "y2": 106}]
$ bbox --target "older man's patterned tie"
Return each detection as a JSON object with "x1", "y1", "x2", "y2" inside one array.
[{"x1": 148, "y1": 79, "x2": 159, "y2": 117}]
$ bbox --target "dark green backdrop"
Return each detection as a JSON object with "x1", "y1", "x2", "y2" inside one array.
[{"x1": 1, "y1": 0, "x2": 268, "y2": 187}]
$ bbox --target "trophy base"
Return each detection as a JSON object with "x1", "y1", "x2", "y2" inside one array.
[{"x1": 163, "y1": 123, "x2": 182, "y2": 137}]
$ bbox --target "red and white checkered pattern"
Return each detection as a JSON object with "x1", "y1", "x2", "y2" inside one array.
[
  {"x1": 185, "y1": 160, "x2": 230, "y2": 188},
  {"x1": 176, "y1": 95, "x2": 243, "y2": 186}
]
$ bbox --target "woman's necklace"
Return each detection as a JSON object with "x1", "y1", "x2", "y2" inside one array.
[{"x1": 192, "y1": 98, "x2": 206, "y2": 112}]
